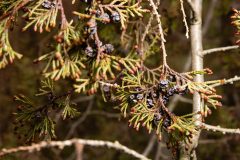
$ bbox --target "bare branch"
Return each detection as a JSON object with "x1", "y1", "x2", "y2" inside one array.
[
  {"x1": 66, "y1": 100, "x2": 94, "y2": 139},
  {"x1": 58, "y1": 0, "x2": 68, "y2": 29},
  {"x1": 148, "y1": 0, "x2": 168, "y2": 66},
  {"x1": 89, "y1": 110, "x2": 121, "y2": 118},
  {"x1": 66, "y1": 101, "x2": 121, "y2": 139},
  {"x1": 141, "y1": 12, "x2": 154, "y2": 44},
  {"x1": 179, "y1": 0, "x2": 189, "y2": 38},
  {"x1": 154, "y1": 142, "x2": 169, "y2": 160},
  {"x1": 199, "y1": 136, "x2": 232, "y2": 145},
  {"x1": 154, "y1": 143, "x2": 162, "y2": 160},
  {"x1": 142, "y1": 134, "x2": 156, "y2": 156},
  {"x1": 202, "y1": 0, "x2": 218, "y2": 35},
  {"x1": 0, "y1": 0, "x2": 31, "y2": 21},
  {"x1": 0, "y1": 138, "x2": 150, "y2": 160},
  {"x1": 202, "y1": 123, "x2": 240, "y2": 134},
  {"x1": 98, "y1": 81, "x2": 120, "y2": 88},
  {"x1": 202, "y1": 45, "x2": 239, "y2": 55},
  {"x1": 73, "y1": 95, "x2": 94, "y2": 103},
  {"x1": 210, "y1": 75, "x2": 240, "y2": 88}
]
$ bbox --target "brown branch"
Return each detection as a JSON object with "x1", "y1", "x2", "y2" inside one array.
[
  {"x1": 75, "y1": 142, "x2": 84, "y2": 160},
  {"x1": 66, "y1": 101, "x2": 120, "y2": 139},
  {"x1": 142, "y1": 134, "x2": 156, "y2": 156},
  {"x1": 58, "y1": 0, "x2": 68, "y2": 29},
  {"x1": 98, "y1": 81, "x2": 120, "y2": 88},
  {"x1": 140, "y1": 0, "x2": 160, "y2": 45},
  {"x1": 154, "y1": 143, "x2": 162, "y2": 160},
  {"x1": 202, "y1": 0, "x2": 218, "y2": 35},
  {"x1": 66, "y1": 99, "x2": 94, "y2": 139},
  {"x1": 179, "y1": 0, "x2": 189, "y2": 38},
  {"x1": 0, "y1": 138, "x2": 150, "y2": 159},
  {"x1": 147, "y1": 0, "x2": 168, "y2": 66},
  {"x1": 202, "y1": 45, "x2": 239, "y2": 55},
  {"x1": 202, "y1": 123, "x2": 240, "y2": 134},
  {"x1": 141, "y1": 13, "x2": 154, "y2": 44},
  {"x1": 139, "y1": 12, "x2": 154, "y2": 61},
  {"x1": 89, "y1": 111, "x2": 121, "y2": 118},
  {"x1": 73, "y1": 95, "x2": 95, "y2": 103},
  {"x1": 154, "y1": 142, "x2": 169, "y2": 160},
  {"x1": 199, "y1": 136, "x2": 232, "y2": 145},
  {"x1": 0, "y1": 0, "x2": 31, "y2": 21}
]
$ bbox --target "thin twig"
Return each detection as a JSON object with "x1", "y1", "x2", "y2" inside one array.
[
  {"x1": 98, "y1": 81, "x2": 120, "y2": 88},
  {"x1": 148, "y1": 0, "x2": 168, "y2": 66},
  {"x1": 202, "y1": 0, "x2": 218, "y2": 35},
  {"x1": 199, "y1": 136, "x2": 232, "y2": 145},
  {"x1": 154, "y1": 142, "x2": 169, "y2": 160},
  {"x1": 210, "y1": 75, "x2": 240, "y2": 88},
  {"x1": 0, "y1": 138, "x2": 150, "y2": 160},
  {"x1": 73, "y1": 95, "x2": 94, "y2": 103},
  {"x1": 89, "y1": 110, "x2": 121, "y2": 118},
  {"x1": 140, "y1": 0, "x2": 160, "y2": 42},
  {"x1": 154, "y1": 142, "x2": 162, "y2": 160},
  {"x1": 141, "y1": 13, "x2": 154, "y2": 44},
  {"x1": 66, "y1": 99, "x2": 94, "y2": 139},
  {"x1": 179, "y1": 0, "x2": 189, "y2": 38},
  {"x1": 58, "y1": 0, "x2": 68, "y2": 29},
  {"x1": 202, "y1": 45, "x2": 239, "y2": 55},
  {"x1": 0, "y1": 0, "x2": 31, "y2": 21},
  {"x1": 202, "y1": 123, "x2": 240, "y2": 134},
  {"x1": 168, "y1": 54, "x2": 192, "y2": 111},
  {"x1": 142, "y1": 134, "x2": 156, "y2": 156},
  {"x1": 139, "y1": 12, "x2": 154, "y2": 61}
]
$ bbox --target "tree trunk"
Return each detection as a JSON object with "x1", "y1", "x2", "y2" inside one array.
[
  {"x1": 190, "y1": 0, "x2": 203, "y2": 159},
  {"x1": 178, "y1": 0, "x2": 203, "y2": 159}
]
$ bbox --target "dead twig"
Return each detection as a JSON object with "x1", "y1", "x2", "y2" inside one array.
[
  {"x1": 0, "y1": 138, "x2": 150, "y2": 160},
  {"x1": 202, "y1": 45, "x2": 239, "y2": 55},
  {"x1": 202, "y1": 123, "x2": 240, "y2": 134}
]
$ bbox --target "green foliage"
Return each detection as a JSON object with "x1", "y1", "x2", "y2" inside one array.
[
  {"x1": 0, "y1": 20, "x2": 22, "y2": 69},
  {"x1": 13, "y1": 79, "x2": 79, "y2": 142},
  {"x1": 0, "y1": 0, "x2": 21, "y2": 13},
  {"x1": 98, "y1": 0, "x2": 149, "y2": 29},
  {"x1": 22, "y1": 0, "x2": 59, "y2": 32},
  {"x1": 115, "y1": 67, "x2": 222, "y2": 149},
  {"x1": 13, "y1": 94, "x2": 57, "y2": 142},
  {"x1": 36, "y1": 78, "x2": 54, "y2": 96},
  {"x1": 0, "y1": 0, "x2": 236, "y2": 157},
  {"x1": 61, "y1": 96, "x2": 80, "y2": 120},
  {"x1": 231, "y1": 9, "x2": 240, "y2": 45}
]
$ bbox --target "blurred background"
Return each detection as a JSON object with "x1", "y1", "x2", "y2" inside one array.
[{"x1": 0, "y1": 0, "x2": 240, "y2": 160}]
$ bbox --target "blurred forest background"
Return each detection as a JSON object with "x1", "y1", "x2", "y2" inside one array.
[{"x1": 0, "y1": 0, "x2": 240, "y2": 160}]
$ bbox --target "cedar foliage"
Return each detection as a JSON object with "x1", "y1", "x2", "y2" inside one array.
[{"x1": 0, "y1": 0, "x2": 239, "y2": 159}]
